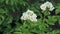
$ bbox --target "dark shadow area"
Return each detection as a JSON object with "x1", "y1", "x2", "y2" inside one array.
[
  {"x1": 1, "y1": 26, "x2": 7, "y2": 31},
  {"x1": 49, "y1": 21, "x2": 60, "y2": 30},
  {"x1": 18, "y1": 19, "x2": 23, "y2": 25},
  {"x1": 9, "y1": 10, "x2": 20, "y2": 17},
  {"x1": 37, "y1": 16, "x2": 41, "y2": 19},
  {"x1": 44, "y1": 16, "x2": 48, "y2": 19},
  {"x1": 57, "y1": 12, "x2": 60, "y2": 15},
  {"x1": 31, "y1": 32, "x2": 38, "y2": 34},
  {"x1": 54, "y1": 0, "x2": 60, "y2": 3},
  {"x1": 0, "y1": 32, "x2": 3, "y2": 34},
  {"x1": 44, "y1": 31, "x2": 47, "y2": 34},
  {"x1": 10, "y1": 20, "x2": 16, "y2": 28},
  {"x1": 49, "y1": 8, "x2": 56, "y2": 16},
  {"x1": 25, "y1": 0, "x2": 38, "y2": 5}
]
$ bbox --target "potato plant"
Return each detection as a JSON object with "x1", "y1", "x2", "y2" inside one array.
[{"x1": 0, "y1": 0, "x2": 60, "y2": 34}]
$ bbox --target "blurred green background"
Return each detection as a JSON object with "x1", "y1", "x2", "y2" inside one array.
[{"x1": 0, "y1": 0, "x2": 60, "y2": 34}]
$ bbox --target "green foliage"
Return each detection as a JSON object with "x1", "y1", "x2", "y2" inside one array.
[
  {"x1": 55, "y1": 3, "x2": 60, "y2": 14},
  {"x1": 0, "y1": 0, "x2": 60, "y2": 34}
]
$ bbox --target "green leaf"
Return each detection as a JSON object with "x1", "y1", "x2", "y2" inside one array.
[
  {"x1": 46, "y1": 16, "x2": 57, "y2": 25},
  {"x1": 0, "y1": 9, "x2": 6, "y2": 13},
  {"x1": 55, "y1": 3, "x2": 60, "y2": 14},
  {"x1": 47, "y1": 30, "x2": 60, "y2": 34},
  {"x1": 0, "y1": 15, "x2": 5, "y2": 25}
]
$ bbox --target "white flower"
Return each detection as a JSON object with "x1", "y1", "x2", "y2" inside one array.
[
  {"x1": 26, "y1": 9, "x2": 34, "y2": 16},
  {"x1": 40, "y1": 1, "x2": 54, "y2": 11},
  {"x1": 40, "y1": 4, "x2": 47, "y2": 11},
  {"x1": 21, "y1": 12, "x2": 29, "y2": 20},
  {"x1": 46, "y1": 1, "x2": 55, "y2": 11},
  {"x1": 20, "y1": 9, "x2": 37, "y2": 22},
  {"x1": 29, "y1": 14, "x2": 37, "y2": 22}
]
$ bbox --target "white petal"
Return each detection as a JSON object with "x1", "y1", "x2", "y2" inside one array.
[
  {"x1": 49, "y1": 7, "x2": 55, "y2": 11},
  {"x1": 40, "y1": 1, "x2": 55, "y2": 11},
  {"x1": 29, "y1": 17, "x2": 37, "y2": 22},
  {"x1": 40, "y1": 4, "x2": 47, "y2": 11},
  {"x1": 46, "y1": 1, "x2": 55, "y2": 11},
  {"x1": 29, "y1": 14, "x2": 37, "y2": 22}
]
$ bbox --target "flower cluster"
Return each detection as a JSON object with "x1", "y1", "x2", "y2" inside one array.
[
  {"x1": 40, "y1": 1, "x2": 55, "y2": 11},
  {"x1": 20, "y1": 1, "x2": 55, "y2": 22},
  {"x1": 21, "y1": 9, "x2": 37, "y2": 22}
]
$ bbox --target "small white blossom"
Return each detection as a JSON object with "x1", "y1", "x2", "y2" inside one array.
[
  {"x1": 40, "y1": 4, "x2": 47, "y2": 11},
  {"x1": 29, "y1": 14, "x2": 37, "y2": 22},
  {"x1": 20, "y1": 9, "x2": 37, "y2": 22},
  {"x1": 21, "y1": 12, "x2": 29, "y2": 20},
  {"x1": 40, "y1": 1, "x2": 55, "y2": 11},
  {"x1": 26, "y1": 9, "x2": 34, "y2": 16},
  {"x1": 46, "y1": 1, "x2": 55, "y2": 11},
  {"x1": 49, "y1": 6, "x2": 54, "y2": 11}
]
